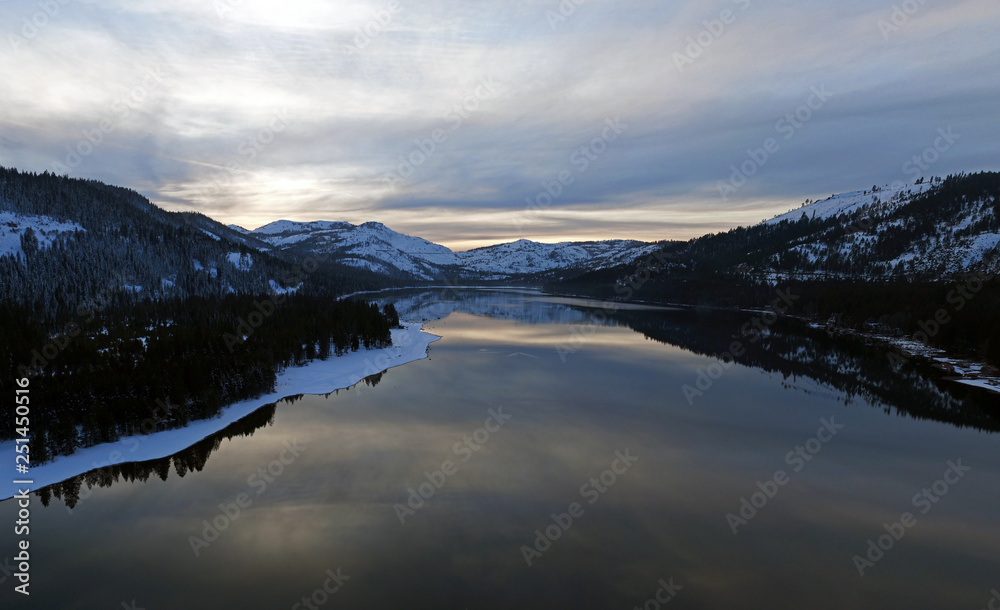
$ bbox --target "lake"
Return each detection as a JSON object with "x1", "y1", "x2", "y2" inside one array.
[{"x1": 2, "y1": 288, "x2": 999, "y2": 609}]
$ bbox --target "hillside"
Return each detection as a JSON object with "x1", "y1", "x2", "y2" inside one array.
[
  {"x1": 239, "y1": 219, "x2": 659, "y2": 281},
  {"x1": 553, "y1": 173, "x2": 1000, "y2": 296},
  {"x1": 0, "y1": 168, "x2": 387, "y2": 318},
  {"x1": 246, "y1": 219, "x2": 462, "y2": 281},
  {"x1": 546, "y1": 172, "x2": 1000, "y2": 365},
  {"x1": 690, "y1": 173, "x2": 1000, "y2": 280}
]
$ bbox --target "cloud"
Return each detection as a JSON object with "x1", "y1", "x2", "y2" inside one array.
[{"x1": 0, "y1": 0, "x2": 997, "y2": 248}]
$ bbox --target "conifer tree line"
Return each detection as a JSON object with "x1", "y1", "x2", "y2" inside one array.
[
  {"x1": 38, "y1": 370, "x2": 392, "y2": 508},
  {"x1": 0, "y1": 167, "x2": 404, "y2": 460},
  {"x1": 613, "y1": 308, "x2": 1000, "y2": 429},
  {"x1": 0, "y1": 294, "x2": 399, "y2": 459},
  {"x1": 548, "y1": 172, "x2": 1000, "y2": 364},
  {"x1": 0, "y1": 166, "x2": 394, "y2": 318},
  {"x1": 39, "y1": 400, "x2": 282, "y2": 508}
]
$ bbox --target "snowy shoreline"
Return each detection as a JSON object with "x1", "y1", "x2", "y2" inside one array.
[
  {"x1": 807, "y1": 323, "x2": 1000, "y2": 396},
  {"x1": 1, "y1": 322, "x2": 440, "y2": 502},
  {"x1": 546, "y1": 288, "x2": 1000, "y2": 396}
]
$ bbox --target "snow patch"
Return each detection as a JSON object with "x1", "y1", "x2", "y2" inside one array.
[
  {"x1": 0, "y1": 211, "x2": 85, "y2": 258},
  {"x1": 764, "y1": 182, "x2": 934, "y2": 226},
  {"x1": 269, "y1": 279, "x2": 298, "y2": 294},
  {"x1": 0, "y1": 323, "x2": 440, "y2": 501},
  {"x1": 226, "y1": 252, "x2": 253, "y2": 271}
]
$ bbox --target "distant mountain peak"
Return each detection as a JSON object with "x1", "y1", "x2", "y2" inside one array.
[
  {"x1": 687, "y1": 172, "x2": 1000, "y2": 279},
  {"x1": 241, "y1": 219, "x2": 657, "y2": 281}
]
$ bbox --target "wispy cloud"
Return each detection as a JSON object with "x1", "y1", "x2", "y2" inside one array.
[{"x1": 1, "y1": 0, "x2": 997, "y2": 249}]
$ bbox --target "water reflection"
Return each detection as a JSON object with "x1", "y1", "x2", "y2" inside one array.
[
  {"x1": 3, "y1": 289, "x2": 998, "y2": 610},
  {"x1": 386, "y1": 288, "x2": 999, "y2": 429},
  {"x1": 38, "y1": 289, "x2": 999, "y2": 510},
  {"x1": 613, "y1": 308, "x2": 1000, "y2": 431},
  {"x1": 39, "y1": 373, "x2": 386, "y2": 509}
]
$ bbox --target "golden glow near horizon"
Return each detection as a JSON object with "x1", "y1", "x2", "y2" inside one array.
[
  {"x1": 1, "y1": 0, "x2": 997, "y2": 242},
  {"x1": 192, "y1": 195, "x2": 802, "y2": 251}
]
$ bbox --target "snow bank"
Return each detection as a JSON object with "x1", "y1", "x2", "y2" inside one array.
[
  {"x1": 0, "y1": 211, "x2": 85, "y2": 258},
  {"x1": 763, "y1": 182, "x2": 933, "y2": 226},
  {"x1": 226, "y1": 251, "x2": 253, "y2": 270},
  {"x1": 955, "y1": 378, "x2": 1000, "y2": 392},
  {"x1": 0, "y1": 323, "x2": 440, "y2": 501}
]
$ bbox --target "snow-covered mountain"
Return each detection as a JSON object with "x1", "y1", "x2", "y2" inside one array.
[
  {"x1": 6, "y1": 165, "x2": 998, "y2": 307},
  {"x1": 234, "y1": 174, "x2": 999, "y2": 286},
  {"x1": 372, "y1": 288, "x2": 602, "y2": 326},
  {"x1": 0, "y1": 168, "x2": 350, "y2": 312},
  {"x1": 457, "y1": 239, "x2": 660, "y2": 278},
  {"x1": 631, "y1": 173, "x2": 1000, "y2": 281},
  {"x1": 752, "y1": 175, "x2": 1000, "y2": 278},
  {"x1": 248, "y1": 220, "x2": 459, "y2": 280},
  {"x1": 239, "y1": 219, "x2": 659, "y2": 281},
  {"x1": 551, "y1": 172, "x2": 1000, "y2": 307}
]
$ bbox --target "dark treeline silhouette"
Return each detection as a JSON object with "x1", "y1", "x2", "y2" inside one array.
[
  {"x1": 37, "y1": 371, "x2": 386, "y2": 509},
  {"x1": 550, "y1": 274, "x2": 1000, "y2": 364},
  {"x1": 39, "y1": 400, "x2": 281, "y2": 509},
  {"x1": 774, "y1": 279, "x2": 1000, "y2": 363},
  {"x1": 0, "y1": 294, "x2": 396, "y2": 460},
  {"x1": 600, "y1": 308, "x2": 1000, "y2": 431},
  {"x1": 380, "y1": 287, "x2": 1000, "y2": 430},
  {"x1": 0, "y1": 166, "x2": 408, "y2": 463},
  {"x1": 547, "y1": 172, "x2": 1000, "y2": 365},
  {"x1": 0, "y1": 166, "x2": 397, "y2": 320}
]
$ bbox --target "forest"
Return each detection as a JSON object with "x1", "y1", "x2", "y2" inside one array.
[
  {"x1": 0, "y1": 167, "x2": 409, "y2": 462},
  {"x1": 0, "y1": 292, "x2": 400, "y2": 461},
  {"x1": 547, "y1": 172, "x2": 1000, "y2": 365},
  {"x1": 550, "y1": 265, "x2": 1000, "y2": 365},
  {"x1": 0, "y1": 167, "x2": 402, "y2": 318}
]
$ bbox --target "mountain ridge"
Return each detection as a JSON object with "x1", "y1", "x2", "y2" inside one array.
[
  {"x1": 3, "y1": 167, "x2": 998, "y2": 314},
  {"x1": 234, "y1": 217, "x2": 661, "y2": 281}
]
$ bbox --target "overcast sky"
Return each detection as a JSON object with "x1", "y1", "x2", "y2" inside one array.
[{"x1": 1, "y1": 0, "x2": 997, "y2": 250}]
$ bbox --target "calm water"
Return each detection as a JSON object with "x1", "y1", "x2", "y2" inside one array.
[{"x1": 2, "y1": 289, "x2": 999, "y2": 609}]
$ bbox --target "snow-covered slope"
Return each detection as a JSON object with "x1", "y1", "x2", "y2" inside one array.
[
  {"x1": 249, "y1": 220, "x2": 460, "y2": 280},
  {"x1": 245, "y1": 220, "x2": 658, "y2": 281},
  {"x1": 0, "y1": 322, "x2": 440, "y2": 502},
  {"x1": 0, "y1": 169, "x2": 313, "y2": 306},
  {"x1": 752, "y1": 176, "x2": 1000, "y2": 278},
  {"x1": 456, "y1": 239, "x2": 659, "y2": 277},
  {"x1": 764, "y1": 181, "x2": 934, "y2": 225},
  {"x1": 0, "y1": 211, "x2": 85, "y2": 258}
]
